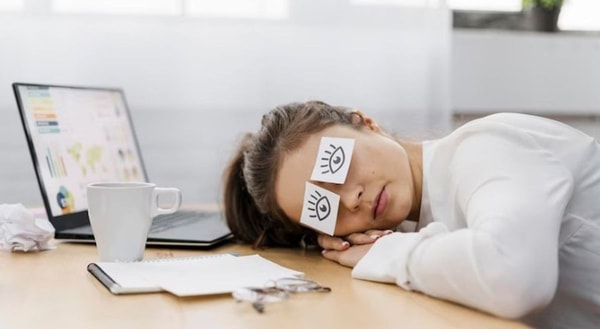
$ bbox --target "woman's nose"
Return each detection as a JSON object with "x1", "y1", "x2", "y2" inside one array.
[{"x1": 339, "y1": 184, "x2": 363, "y2": 212}]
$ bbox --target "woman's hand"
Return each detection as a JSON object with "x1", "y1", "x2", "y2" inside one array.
[
  {"x1": 317, "y1": 229, "x2": 393, "y2": 251},
  {"x1": 318, "y1": 229, "x2": 393, "y2": 268},
  {"x1": 321, "y1": 244, "x2": 373, "y2": 268}
]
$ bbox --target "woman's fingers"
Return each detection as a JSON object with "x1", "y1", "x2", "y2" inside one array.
[
  {"x1": 344, "y1": 232, "x2": 378, "y2": 245},
  {"x1": 345, "y1": 229, "x2": 394, "y2": 245},
  {"x1": 318, "y1": 230, "x2": 394, "y2": 251},
  {"x1": 317, "y1": 234, "x2": 350, "y2": 251},
  {"x1": 321, "y1": 244, "x2": 374, "y2": 268}
]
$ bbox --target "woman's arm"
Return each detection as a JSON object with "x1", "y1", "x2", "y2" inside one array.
[{"x1": 351, "y1": 132, "x2": 574, "y2": 318}]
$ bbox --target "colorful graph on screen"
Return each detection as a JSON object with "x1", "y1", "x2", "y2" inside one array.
[{"x1": 18, "y1": 85, "x2": 146, "y2": 217}]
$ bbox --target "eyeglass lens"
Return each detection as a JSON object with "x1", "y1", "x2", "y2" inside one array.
[{"x1": 233, "y1": 277, "x2": 331, "y2": 314}]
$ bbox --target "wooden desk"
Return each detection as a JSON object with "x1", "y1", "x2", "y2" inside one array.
[{"x1": 0, "y1": 241, "x2": 531, "y2": 329}]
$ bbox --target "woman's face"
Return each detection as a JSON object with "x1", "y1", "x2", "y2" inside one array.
[{"x1": 274, "y1": 123, "x2": 418, "y2": 236}]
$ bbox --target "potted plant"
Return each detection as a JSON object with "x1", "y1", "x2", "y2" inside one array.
[{"x1": 522, "y1": 0, "x2": 564, "y2": 32}]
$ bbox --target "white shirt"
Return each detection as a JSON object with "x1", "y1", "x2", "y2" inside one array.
[{"x1": 353, "y1": 113, "x2": 600, "y2": 329}]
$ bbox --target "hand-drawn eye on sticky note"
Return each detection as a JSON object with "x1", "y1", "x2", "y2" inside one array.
[
  {"x1": 320, "y1": 144, "x2": 345, "y2": 175},
  {"x1": 307, "y1": 189, "x2": 331, "y2": 221},
  {"x1": 311, "y1": 137, "x2": 354, "y2": 184},
  {"x1": 300, "y1": 182, "x2": 339, "y2": 235}
]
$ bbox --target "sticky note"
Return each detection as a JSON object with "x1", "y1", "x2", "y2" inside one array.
[
  {"x1": 300, "y1": 182, "x2": 339, "y2": 235},
  {"x1": 310, "y1": 137, "x2": 355, "y2": 184}
]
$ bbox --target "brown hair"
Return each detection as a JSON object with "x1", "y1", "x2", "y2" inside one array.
[{"x1": 223, "y1": 101, "x2": 365, "y2": 248}]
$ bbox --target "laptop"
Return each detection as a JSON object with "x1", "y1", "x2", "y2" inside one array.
[{"x1": 13, "y1": 82, "x2": 233, "y2": 247}]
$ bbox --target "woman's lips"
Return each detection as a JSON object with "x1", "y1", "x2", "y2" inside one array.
[{"x1": 373, "y1": 187, "x2": 388, "y2": 219}]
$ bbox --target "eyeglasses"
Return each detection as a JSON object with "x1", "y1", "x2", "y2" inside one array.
[{"x1": 232, "y1": 277, "x2": 331, "y2": 313}]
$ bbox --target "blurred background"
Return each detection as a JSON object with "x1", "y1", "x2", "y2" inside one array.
[{"x1": 0, "y1": 0, "x2": 599, "y2": 207}]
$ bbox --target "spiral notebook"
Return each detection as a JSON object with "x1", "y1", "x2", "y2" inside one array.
[{"x1": 87, "y1": 254, "x2": 304, "y2": 296}]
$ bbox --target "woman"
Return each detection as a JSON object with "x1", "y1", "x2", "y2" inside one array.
[{"x1": 223, "y1": 101, "x2": 600, "y2": 328}]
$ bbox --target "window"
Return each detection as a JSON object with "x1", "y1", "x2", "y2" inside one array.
[
  {"x1": 449, "y1": 0, "x2": 600, "y2": 31},
  {"x1": 51, "y1": 0, "x2": 289, "y2": 19},
  {"x1": 351, "y1": 0, "x2": 445, "y2": 8},
  {"x1": 0, "y1": 0, "x2": 23, "y2": 12},
  {"x1": 559, "y1": 0, "x2": 600, "y2": 31},
  {"x1": 185, "y1": 0, "x2": 289, "y2": 19},
  {"x1": 52, "y1": 0, "x2": 182, "y2": 16},
  {"x1": 448, "y1": 0, "x2": 521, "y2": 12},
  {"x1": 4, "y1": 0, "x2": 599, "y2": 31}
]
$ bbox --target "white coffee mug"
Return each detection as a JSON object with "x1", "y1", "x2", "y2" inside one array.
[{"x1": 87, "y1": 182, "x2": 182, "y2": 262}]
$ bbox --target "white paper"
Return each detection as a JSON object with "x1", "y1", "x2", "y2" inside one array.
[
  {"x1": 94, "y1": 254, "x2": 303, "y2": 296},
  {"x1": 0, "y1": 203, "x2": 55, "y2": 252},
  {"x1": 158, "y1": 255, "x2": 304, "y2": 296},
  {"x1": 310, "y1": 137, "x2": 355, "y2": 184},
  {"x1": 300, "y1": 182, "x2": 339, "y2": 235}
]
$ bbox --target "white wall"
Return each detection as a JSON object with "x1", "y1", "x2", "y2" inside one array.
[
  {"x1": 0, "y1": 4, "x2": 451, "y2": 206},
  {"x1": 452, "y1": 29, "x2": 600, "y2": 115},
  {"x1": 452, "y1": 28, "x2": 600, "y2": 140}
]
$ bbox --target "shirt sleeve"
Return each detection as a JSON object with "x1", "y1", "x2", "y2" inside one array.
[{"x1": 352, "y1": 130, "x2": 574, "y2": 319}]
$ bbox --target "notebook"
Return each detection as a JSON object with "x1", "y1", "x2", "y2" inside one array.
[
  {"x1": 12, "y1": 82, "x2": 233, "y2": 247},
  {"x1": 87, "y1": 254, "x2": 303, "y2": 296}
]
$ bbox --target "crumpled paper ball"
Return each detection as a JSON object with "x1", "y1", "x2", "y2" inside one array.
[{"x1": 0, "y1": 203, "x2": 55, "y2": 252}]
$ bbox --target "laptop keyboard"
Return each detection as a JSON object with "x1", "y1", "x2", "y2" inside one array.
[{"x1": 149, "y1": 210, "x2": 211, "y2": 234}]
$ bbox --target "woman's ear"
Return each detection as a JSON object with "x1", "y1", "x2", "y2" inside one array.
[{"x1": 352, "y1": 110, "x2": 382, "y2": 133}]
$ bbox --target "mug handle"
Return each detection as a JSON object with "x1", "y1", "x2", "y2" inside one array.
[{"x1": 152, "y1": 187, "x2": 182, "y2": 216}]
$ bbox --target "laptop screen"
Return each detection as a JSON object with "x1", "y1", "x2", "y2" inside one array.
[{"x1": 14, "y1": 84, "x2": 146, "y2": 218}]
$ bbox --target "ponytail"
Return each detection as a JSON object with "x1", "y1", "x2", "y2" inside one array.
[
  {"x1": 222, "y1": 133, "x2": 316, "y2": 248},
  {"x1": 223, "y1": 133, "x2": 266, "y2": 247}
]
